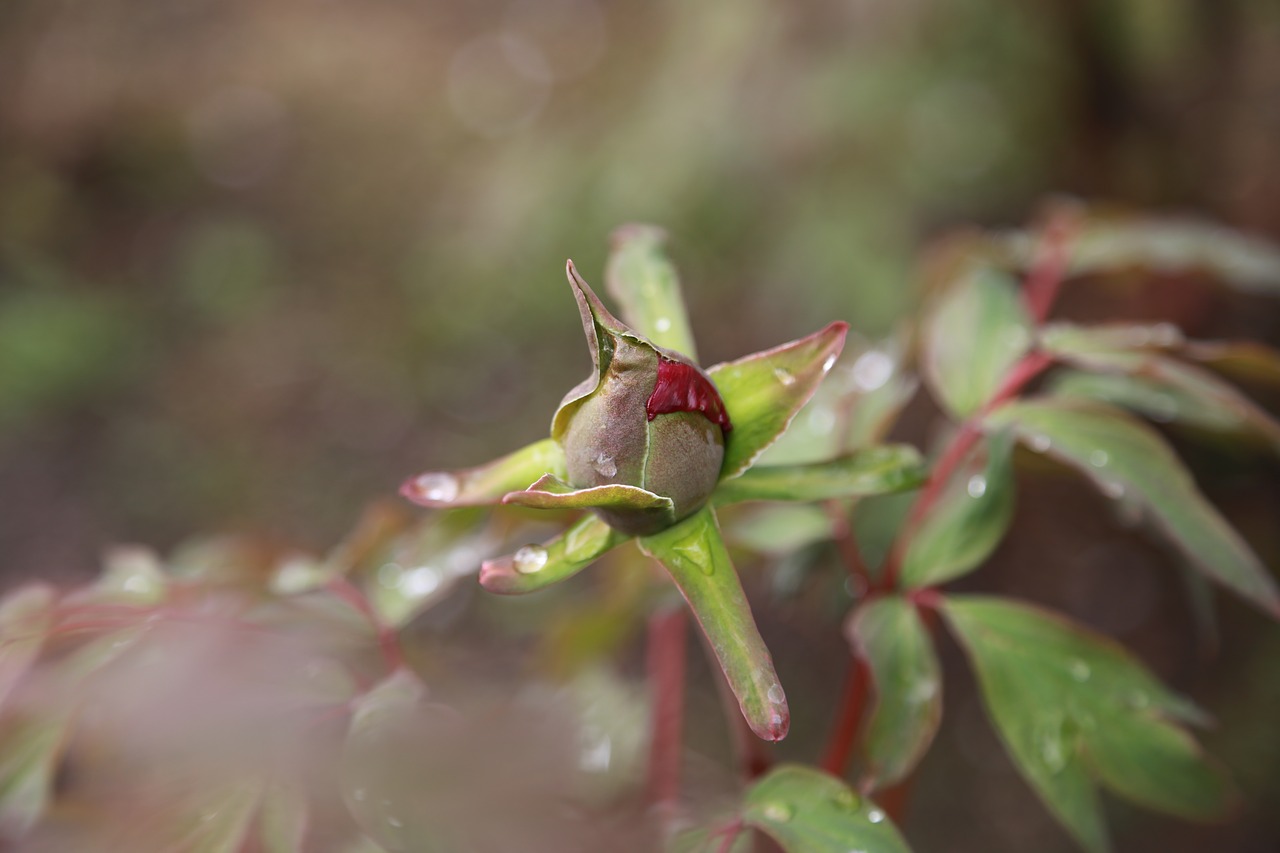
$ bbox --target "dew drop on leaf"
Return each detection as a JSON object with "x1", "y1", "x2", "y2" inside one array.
[
  {"x1": 1028, "y1": 434, "x2": 1052, "y2": 453},
  {"x1": 1069, "y1": 659, "x2": 1091, "y2": 682},
  {"x1": 831, "y1": 788, "x2": 860, "y2": 810},
  {"x1": 414, "y1": 472, "x2": 459, "y2": 502},
  {"x1": 513, "y1": 545, "x2": 549, "y2": 574},
  {"x1": 822, "y1": 353, "x2": 837, "y2": 372},
  {"x1": 1088, "y1": 450, "x2": 1109, "y2": 467},
  {"x1": 773, "y1": 367, "x2": 797, "y2": 386},
  {"x1": 655, "y1": 316, "x2": 672, "y2": 332},
  {"x1": 851, "y1": 350, "x2": 893, "y2": 391},
  {"x1": 966, "y1": 474, "x2": 987, "y2": 498},
  {"x1": 593, "y1": 452, "x2": 618, "y2": 478},
  {"x1": 767, "y1": 683, "x2": 786, "y2": 704},
  {"x1": 1100, "y1": 479, "x2": 1126, "y2": 499},
  {"x1": 866, "y1": 807, "x2": 885, "y2": 824},
  {"x1": 762, "y1": 802, "x2": 795, "y2": 823}
]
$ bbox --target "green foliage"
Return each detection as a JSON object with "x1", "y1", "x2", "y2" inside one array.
[{"x1": 1, "y1": 212, "x2": 1277, "y2": 852}]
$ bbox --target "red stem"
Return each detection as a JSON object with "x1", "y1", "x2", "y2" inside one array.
[
  {"x1": 821, "y1": 655, "x2": 871, "y2": 776},
  {"x1": 645, "y1": 604, "x2": 688, "y2": 818},
  {"x1": 1023, "y1": 208, "x2": 1075, "y2": 323}
]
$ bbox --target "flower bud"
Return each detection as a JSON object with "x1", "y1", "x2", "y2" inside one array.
[{"x1": 553, "y1": 262, "x2": 731, "y2": 536}]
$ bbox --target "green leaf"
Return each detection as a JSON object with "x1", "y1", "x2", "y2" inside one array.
[
  {"x1": 502, "y1": 473, "x2": 675, "y2": 517},
  {"x1": 1041, "y1": 331, "x2": 1280, "y2": 452},
  {"x1": 847, "y1": 597, "x2": 942, "y2": 789},
  {"x1": 723, "y1": 504, "x2": 833, "y2": 555},
  {"x1": 258, "y1": 780, "x2": 309, "y2": 853},
  {"x1": 479, "y1": 513, "x2": 628, "y2": 595},
  {"x1": 900, "y1": 431, "x2": 1017, "y2": 588},
  {"x1": 741, "y1": 765, "x2": 912, "y2": 853},
  {"x1": 714, "y1": 445, "x2": 926, "y2": 505},
  {"x1": 1184, "y1": 340, "x2": 1280, "y2": 387},
  {"x1": 922, "y1": 267, "x2": 1033, "y2": 418},
  {"x1": 762, "y1": 339, "x2": 917, "y2": 465},
  {"x1": 0, "y1": 585, "x2": 55, "y2": 708},
  {"x1": 0, "y1": 713, "x2": 68, "y2": 836},
  {"x1": 400, "y1": 439, "x2": 566, "y2": 508},
  {"x1": 1039, "y1": 322, "x2": 1184, "y2": 356},
  {"x1": 362, "y1": 515, "x2": 496, "y2": 627},
  {"x1": 605, "y1": 224, "x2": 700, "y2": 359},
  {"x1": 1001, "y1": 216, "x2": 1280, "y2": 296},
  {"x1": 170, "y1": 781, "x2": 264, "y2": 853},
  {"x1": 709, "y1": 322, "x2": 849, "y2": 480},
  {"x1": 639, "y1": 507, "x2": 788, "y2": 741},
  {"x1": 1049, "y1": 370, "x2": 1248, "y2": 435},
  {"x1": 941, "y1": 596, "x2": 1238, "y2": 853},
  {"x1": 985, "y1": 398, "x2": 1280, "y2": 616}
]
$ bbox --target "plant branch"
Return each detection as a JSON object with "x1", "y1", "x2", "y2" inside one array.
[
  {"x1": 820, "y1": 655, "x2": 871, "y2": 776},
  {"x1": 645, "y1": 603, "x2": 689, "y2": 821}
]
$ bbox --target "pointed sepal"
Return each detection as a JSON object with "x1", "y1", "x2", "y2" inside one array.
[
  {"x1": 639, "y1": 506, "x2": 788, "y2": 741},
  {"x1": 709, "y1": 322, "x2": 849, "y2": 480},
  {"x1": 479, "y1": 513, "x2": 628, "y2": 594},
  {"x1": 401, "y1": 439, "x2": 566, "y2": 508}
]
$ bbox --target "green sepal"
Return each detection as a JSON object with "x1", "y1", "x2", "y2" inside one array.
[
  {"x1": 479, "y1": 513, "x2": 628, "y2": 595},
  {"x1": 400, "y1": 439, "x2": 566, "y2": 507},
  {"x1": 713, "y1": 445, "x2": 926, "y2": 505},
  {"x1": 639, "y1": 506, "x2": 788, "y2": 741},
  {"x1": 709, "y1": 322, "x2": 849, "y2": 480}
]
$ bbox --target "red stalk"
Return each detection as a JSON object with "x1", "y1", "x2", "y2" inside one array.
[{"x1": 645, "y1": 604, "x2": 688, "y2": 818}]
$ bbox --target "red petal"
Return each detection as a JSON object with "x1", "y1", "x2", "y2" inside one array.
[{"x1": 646, "y1": 358, "x2": 733, "y2": 433}]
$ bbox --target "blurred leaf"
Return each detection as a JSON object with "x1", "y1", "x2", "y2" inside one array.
[
  {"x1": 741, "y1": 764, "x2": 912, "y2": 853},
  {"x1": 480, "y1": 513, "x2": 628, "y2": 595},
  {"x1": 639, "y1": 507, "x2": 788, "y2": 742},
  {"x1": 1002, "y1": 217, "x2": 1280, "y2": 295},
  {"x1": 762, "y1": 338, "x2": 918, "y2": 465},
  {"x1": 942, "y1": 595, "x2": 1238, "y2": 853},
  {"x1": 401, "y1": 439, "x2": 567, "y2": 508},
  {"x1": 170, "y1": 781, "x2": 263, "y2": 853},
  {"x1": 922, "y1": 267, "x2": 1032, "y2": 418},
  {"x1": 847, "y1": 597, "x2": 941, "y2": 789},
  {"x1": 0, "y1": 585, "x2": 55, "y2": 708},
  {"x1": 723, "y1": 504, "x2": 833, "y2": 555},
  {"x1": 1184, "y1": 340, "x2": 1280, "y2": 387},
  {"x1": 1042, "y1": 329, "x2": 1280, "y2": 452},
  {"x1": 606, "y1": 224, "x2": 699, "y2": 358},
  {"x1": 852, "y1": 490, "x2": 918, "y2": 574},
  {"x1": 1049, "y1": 371, "x2": 1247, "y2": 435},
  {"x1": 258, "y1": 780, "x2": 309, "y2": 853},
  {"x1": 709, "y1": 322, "x2": 849, "y2": 479},
  {"x1": 0, "y1": 713, "x2": 68, "y2": 837},
  {"x1": 985, "y1": 398, "x2": 1280, "y2": 617},
  {"x1": 900, "y1": 431, "x2": 1017, "y2": 588},
  {"x1": 668, "y1": 825, "x2": 752, "y2": 853},
  {"x1": 1039, "y1": 322, "x2": 1184, "y2": 355},
  {"x1": 714, "y1": 445, "x2": 926, "y2": 505}
]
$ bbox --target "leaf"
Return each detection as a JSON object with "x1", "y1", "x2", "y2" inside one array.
[
  {"x1": 723, "y1": 504, "x2": 833, "y2": 555},
  {"x1": 169, "y1": 781, "x2": 264, "y2": 853},
  {"x1": 899, "y1": 431, "x2": 1017, "y2": 588},
  {"x1": 713, "y1": 445, "x2": 926, "y2": 505},
  {"x1": 984, "y1": 398, "x2": 1280, "y2": 616},
  {"x1": 1049, "y1": 370, "x2": 1248, "y2": 435},
  {"x1": 709, "y1": 322, "x2": 849, "y2": 480},
  {"x1": 639, "y1": 507, "x2": 788, "y2": 741},
  {"x1": 1184, "y1": 340, "x2": 1280, "y2": 387},
  {"x1": 606, "y1": 224, "x2": 700, "y2": 359},
  {"x1": 1001, "y1": 216, "x2": 1280, "y2": 296},
  {"x1": 761, "y1": 338, "x2": 917, "y2": 465},
  {"x1": 258, "y1": 780, "x2": 309, "y2": 853},
  {"x1": 922, "y1": 267, "x2": 1033, "y2": 418},
  {"x1": 1041, "y1": 329, "x2": 1280, "y2": 451},
  {"x1": 0, "y1": 713, "x2": 68, "y2": 837},
  {"x1": 741, "y1": 765, "x2": 912, "y2": 853},
  {"x1": 941, "y1": 595, "x2": 1238, "y2": 853},
  {"x1": 362, "y1": 515, "x2": 495, "y2": 627},
  {"x1": 1039, "y1": 322, "x2": 1184, "y2": 356},
  {"x1": 846, "y1": 596, "x2": 942, "y2": 789},
  {"x1": 0, "y1": 585, "x2": 55, "y2": 708},
  {"x1": 400, "y1": 439, "x2": 566, "y2": 508},
  {"x1": 479, "y1": 513, "x2": 628, "y2": 595}
]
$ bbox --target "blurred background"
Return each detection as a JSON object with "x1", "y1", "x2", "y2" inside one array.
[{"x1": 2, "y1": 1, "x2": 1279, "y2": 851}]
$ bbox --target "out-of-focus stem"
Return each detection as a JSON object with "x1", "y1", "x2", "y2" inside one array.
[
  {"x1": 820, "y1": 655, "x2": 870, "y2": 776},
  {"x1": 645, "y1": 603, "x2": 688, "y2": 822}
]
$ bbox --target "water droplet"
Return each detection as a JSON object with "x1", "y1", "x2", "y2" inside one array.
[
  {"x1": 414, "y1": 472, "x2": 459, "y2": 503},
  {"x1": 767, "y1": 684, "x2": 786, "y2": 704},
  {"x1": 832, "y1": 788, "x2": 860, "y2": 810},
  {"x1": 909, "y1": 680, "x2": 939, "y2": 703},
  {"x1": 1028, "y1": 434, "x2": 1052, "y2": 453},
  {"x1": 851, "y1": 350, "x2": 894, "y2": 391},
  {"x1": 513, "y1": 545, "x2": 548, "y2": 574},
  {"x1": 399, "y1": 566, "x2": 441, "y2": 598},
  {"x1": 1089, "y1": 450, "x2": 1109, "y2": 467},
  {"x1": 762, "y1": 802, "x2": 794, "y2": 823},
  {"x1": 822, "y1": 353, "x2": 838, "y2": 372},
  {"x1": 1100, "y1": 479, "x2": 1126, "y2": 499},
  {"x1": 579, "y1": 733, "x2": 613, "y2": 773},
  {"x1": 593, "y1": 452, "x2": 617, "y2": 479},
  {"x1": 867, "y1": 808, "x2": 885, "y2": 824},
  {"x1": 1035, "y1": 716, "x2": 1068, "y2": 773},
  {"x1": 1069, "y1": 659, "x2": 1091, "y2": 682},
  {"x1": 773, "y1": 367, "x2": 796, "y2": 386},
  {"x1": 654, "y1": 317, "x2": 672, "y2": 333},
  {"x1": 966, "y1": 474, "x2": 987, "y2": 498}
]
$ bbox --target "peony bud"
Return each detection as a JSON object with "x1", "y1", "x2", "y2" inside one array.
[{"x1": 552, "y1": 262, "x2": 731, "y2": 536}]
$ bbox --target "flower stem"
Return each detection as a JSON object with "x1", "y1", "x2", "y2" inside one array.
[
  {"x1": 645, "y1": 603, "x2": 688, "y2": 821},
  {"x1": 820, "y1": 655, "x2": 871, "y2": 776}
]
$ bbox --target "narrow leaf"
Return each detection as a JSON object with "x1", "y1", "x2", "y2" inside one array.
[
  {"x1": 401, "y1": 438, "x2": 566, "y2": 508},
  {"x1": 942, "y1": 596, "x2": 1237, "y2": 853},
  {"x1": 709, "y1": 322, "x2": 849, "y2": 480},
  {"x1": 639, "y1": 507, "x2": 788, "y2": 741},
  {"x1": 741, "y1": 765, "x2": 911, "y2": 853},
  {"x1": 922, "y1": 267, "x2": 1033, "y2": 418},
  {"x1": 985, "y1": 398, "x2": 1280, "y2": 617},
  {"x1": 0, "y1": 713, "x2": 68, "y2": 836},
  {"x1": 900, "y1": 431, "x2": 1017, "y2": 588},
  {"x1": 606, "y1": 224, "x2": 699, "y2": 359},
  {"x1": 480, "y1": 513, "x2": 627, "y2": 595},
  {"x1": 846, "y1": 596, "x2": 942, "y2": 789},
  {"x1": 502, "y1": 473, "x2": 675, "y2": 516},
  {"x1": 0, "y1": 585, "x2": 55, "y2": 708},
  {"x1": 714, "y1": 445, "x2": 926, "y2": 505},
  {"x1": 258, "y1": 780, "x2": 309, "y2": 853}
]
